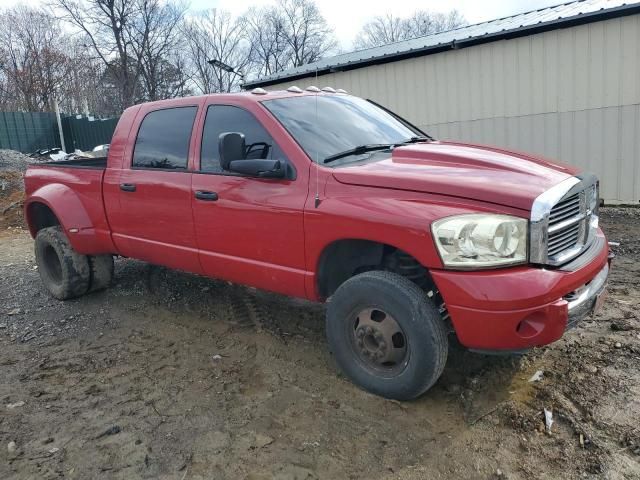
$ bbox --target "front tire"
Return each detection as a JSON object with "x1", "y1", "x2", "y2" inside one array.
[
  {"x1": 34, "y1": 226, "x2": 90, "y2": 300},
  {"x1": 326, "y1": 271, "x2": 448, "y2": 400}
]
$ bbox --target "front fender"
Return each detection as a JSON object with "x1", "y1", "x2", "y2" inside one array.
[{"x1": 304, "y1": 180, "x2": 530, "y2": 300}]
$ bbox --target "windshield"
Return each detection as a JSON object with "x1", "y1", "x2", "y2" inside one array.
[{"x1": 262, "y1": 95, "x2": 420, "y2": 164}]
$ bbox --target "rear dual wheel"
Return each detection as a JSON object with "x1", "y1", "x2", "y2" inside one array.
[
  {"x1": 326, "y1": 271, "x2": 448, "y2": 400},
  {"x1": 35, "y1": 226, "x2": 113, "y2": 300}
]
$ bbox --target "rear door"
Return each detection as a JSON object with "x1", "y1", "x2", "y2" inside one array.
[
  {"x1": 105, "y1": 105, "x2": 202, "y2": 273},
  {"x1": 191, "y1": 101, "x2": 309, "y2": 297}
]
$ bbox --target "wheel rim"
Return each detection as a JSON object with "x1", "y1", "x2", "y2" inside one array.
[
  {"x1": 42, "y1": 244, "x2": 63, "y2": 284},
  {"x1": 349, "y1": 307, "x2": 409, "y2": 375}
]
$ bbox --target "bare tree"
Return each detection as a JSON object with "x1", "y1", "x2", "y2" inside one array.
[
  {"x1": 404, "y1": 10, "x2": 467, "y2": 38},
  {"x1": 0, "y1": 0, "x2": 339, "y2": 113},
  {"x1": 279, "y1": 0, "x2": 336, "y2": 67},
  {"x1": 246, "y1": 0, "x2": 336, "y2": 77},
  {"x1": 51, "y1": 0, "x2": 143, "y2": 111},
  {"x1": 354, "y1": 9, "x2": 467, "y2": 50},
  {"x1": 0, "y1": 6, "x2": 72, "y2": 111},
  {"x1": 245, "y1": 6, "x2": 291, "y2": 77},
  {"x1": 354, "y1": 14, "x2": 405, "y2": 49},
  {"x1": 51, "y1": 0, "x2": 190, "y2": 110},
  {"x1": 183, "y1": 9, "x2": 252, "y2": 93},
  {"x1": 0, "y1": 72, "x2": 10, "y2": 110},
  {"x1": 0, "y1": 6, "x2": 119, "y2": 116},
  {"x1": 56, "y1": 38, "x2": 106, "y2": 114},
  {"x1": 129, "y1": 0, "x2": 187, "y2": 101}
]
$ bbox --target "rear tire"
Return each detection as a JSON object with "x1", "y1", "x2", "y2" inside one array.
[
  {"x1": 326, "y1": 271, "x2": 448, "y2": 400},
  {"x1": 88, "y1": 255, "x2": 114, "y2": 292},
  {"x1": 34, "y1": 226, "x2": 90, "y2": 300}
]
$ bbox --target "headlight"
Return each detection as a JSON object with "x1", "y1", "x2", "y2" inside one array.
[{"x1": 432, "y1": 214, "x2": 528, "y2": 269}]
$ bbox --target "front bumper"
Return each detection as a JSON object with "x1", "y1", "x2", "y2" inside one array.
[
  {"x1": 431, "y1": 230, "x2": 610, "y2": 351},
  {"x1": 566, "y1": 262, "x2": 608, "y2": 329}
]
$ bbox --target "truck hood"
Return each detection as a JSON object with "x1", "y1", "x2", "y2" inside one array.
[{"x1": 331, "y1": 141, "x2": 577, "y2": 211}]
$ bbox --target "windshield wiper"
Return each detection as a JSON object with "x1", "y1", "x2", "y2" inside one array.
[
  {"x1": 323, "y1": 144, "x2": 394, "y2": 164},
  {"x1": 397, "y1": 135, "x2": 432, "y2": 145}
]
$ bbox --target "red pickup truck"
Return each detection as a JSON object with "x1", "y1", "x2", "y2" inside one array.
[{"x1": 24, "y1": 89, "x2": 610, "y2": 400}]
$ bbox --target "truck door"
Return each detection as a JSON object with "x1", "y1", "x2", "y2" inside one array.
[
  {"x1": 103, "y1": 105, "x2": 202, "y2": 274},
  {"x1": 191, "y1": 103, "x2": 308, "y2": 297}
]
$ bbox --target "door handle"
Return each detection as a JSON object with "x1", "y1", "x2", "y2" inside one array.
[
  {"x1": 195, "y1": 190, "x2": 218, "y2": 201},
  {"x1": 120, "y1": 183, "x2": 136, "y2": 192}
]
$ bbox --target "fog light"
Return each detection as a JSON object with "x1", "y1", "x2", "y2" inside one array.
[{"x1": 516, "y1": 312, "x2": 546, "y2": 338}]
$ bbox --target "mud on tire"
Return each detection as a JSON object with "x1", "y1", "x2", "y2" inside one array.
[
  {"x1": 326, "y1": 270, "x2": 448, "y2": 400},
  {"x1": 34, "y1": 226, "x2": 90, "y2": 300},
  {"x1": 88, "y1": 254, "x2": 114, "y2": 292}
]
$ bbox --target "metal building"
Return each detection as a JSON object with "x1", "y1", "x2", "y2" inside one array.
[{"x1": 245, "y1": 0, "x2": 640, "y2": 204}]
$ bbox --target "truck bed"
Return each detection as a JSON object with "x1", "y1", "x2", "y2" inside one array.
[
  {"x1": 24, "y1": 158, "x2": 113, "y2": 255},
  {"x1": 41, "y1": 156, "x2": 107, "y2": 169}
]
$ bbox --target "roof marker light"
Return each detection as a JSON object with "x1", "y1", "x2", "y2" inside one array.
[
  {"x1": 306, "y1": 86, "x2": 321, "y2": 92},
  {"x1": 251, "y1": 87, "x2": 268, "y2": 95},
  {"x1": 336, "y1": 88, "x2": 348, "y2": 94},
  {"x1": 287, "y1": 86, "x2": 303, "y2": 93},
  {"x1": 321, "y1": 87, "x2": 336, "y2": 93}
]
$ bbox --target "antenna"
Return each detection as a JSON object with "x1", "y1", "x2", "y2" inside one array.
[{"x1": 314, "y1": 67, "x2": 320, "y2": 208}]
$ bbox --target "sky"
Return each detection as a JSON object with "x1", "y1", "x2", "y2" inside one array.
[
  {"x1": 2, "y1": 0, "x2": 563, "y2": 49},
  {"x1": 199, "y1": 0, "x2": 562, "y2": 48}
]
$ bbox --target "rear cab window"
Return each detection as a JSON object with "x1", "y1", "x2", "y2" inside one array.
[{"x1": 133, "y1": 107, "x2": 197, "y2": 170}]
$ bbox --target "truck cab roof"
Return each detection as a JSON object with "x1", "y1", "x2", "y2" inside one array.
[{"x1": 122, "y1": 88, "x2": 349, "y2": 112}]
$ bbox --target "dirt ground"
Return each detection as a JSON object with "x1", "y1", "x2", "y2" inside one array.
[{"x1": 0, "y1": 206, "x2": 639, "y2": 480}]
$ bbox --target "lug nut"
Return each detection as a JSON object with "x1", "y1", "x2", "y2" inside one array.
[
  {"x1": 365, "y1": 326, "x2": 373, "y2": 335},
  {"x1": 356, "y1": 328, "x2": 365, "y2": 338}
]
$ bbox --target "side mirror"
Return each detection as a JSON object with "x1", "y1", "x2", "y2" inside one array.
[
  {"x1": 228, "y1": 159, "x2": 285, "y2": 178},
  {"x1": 219, "y1": 132, "x2": 245, "y2": 170}
]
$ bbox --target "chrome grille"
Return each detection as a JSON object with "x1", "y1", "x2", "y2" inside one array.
[
  {"x1": 547, "y1": 192, "x2": 583, "y2": 258},
  {"x1": 530, "y1": 175, "x2": 599, "y2": 267},
  {"x1": 548, "y1": 193, "x2": 580, "y2": 223},
  {"x1": 548, "y1": 222, "x2": 581, "y2": 257}
]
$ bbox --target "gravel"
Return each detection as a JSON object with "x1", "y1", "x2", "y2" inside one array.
[
  {"x1": 0, "y1": 149, "x2": 33, "y2": 172},
  {"x1": 1, "y1": 202, "x2": 639, "y2": 478}
]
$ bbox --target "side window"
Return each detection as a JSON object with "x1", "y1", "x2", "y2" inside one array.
[
  {"x1": 133, "y1": 107, "x2": 197, "y2": 169},
  {"x1": 200, "y1": 105, "x2": 285, "y2": 173}
]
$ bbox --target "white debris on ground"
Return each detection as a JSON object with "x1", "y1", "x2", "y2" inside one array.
[
  {"x1": 48, "y1": 151, "x2": 69, "y2": 161},
  {"x1": 544, "y1": 408, "x2": 554, "y2": 433},
  {"x1": 528, "y1": 370, "x2": 544, "y2": 382}
]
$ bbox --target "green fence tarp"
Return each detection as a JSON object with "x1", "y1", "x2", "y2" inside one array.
[
  {"x1": 0, "y1": 111, "x2": 60, "y2": 153},
  {"x1": 61, "y1": 116, "x2": 119, "y2": 152},
  {"x1": 0, "y1": 111, "x2": 119, "y2": 154}
]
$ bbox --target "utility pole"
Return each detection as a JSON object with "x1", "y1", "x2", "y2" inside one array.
[{"x1": 53, "y1": 97, "x2": 66, "y2": 152}]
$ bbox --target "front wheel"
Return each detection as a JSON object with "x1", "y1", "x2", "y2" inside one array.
[{"x1": 326, "y1": 271, "x2": 448, "y2": 400}]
